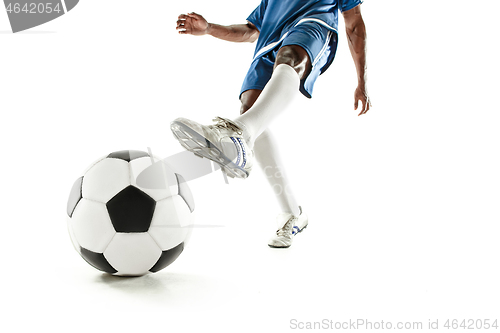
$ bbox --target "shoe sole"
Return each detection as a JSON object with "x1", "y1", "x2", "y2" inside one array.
[
  {"x1": 171, "y1": 120, "x2": 248, "y2": 179},
  {"x1": 268, "y1": 244, "x2": 291, "y2": 249}
]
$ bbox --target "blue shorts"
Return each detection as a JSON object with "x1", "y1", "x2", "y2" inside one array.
[{"x1": 240, "y1": 21, "x2": 338, "y2": 99}]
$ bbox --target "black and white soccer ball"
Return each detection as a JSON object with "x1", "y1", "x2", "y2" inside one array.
[{"x1": 66, "y1": 150, "x2": 195, "y2": 276}]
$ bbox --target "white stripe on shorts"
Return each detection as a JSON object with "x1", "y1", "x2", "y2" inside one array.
[{"x1": 253, "y1": 18, "x2": 337, "y2": 61}]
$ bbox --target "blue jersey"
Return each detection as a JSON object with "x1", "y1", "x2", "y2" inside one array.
[{"x1": 247, "y1": 0, "x2": 362, "y2": 59}]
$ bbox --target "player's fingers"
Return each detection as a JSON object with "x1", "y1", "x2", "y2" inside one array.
[
  {"x1": 357, "y1": 99, "x2": 367, "y2": 116},
  {"x1": 178, "y1": 27, "x2": 192, "y2": 34},
  {"x1": 178, "y1": 14, "x2": 189, "y2": 20},
  {"x1": 188, "y1": 12, "x2": 201, "y2": 18},
  {"x1": 354, "y1": 99, "x2": 359, "y2": 111}
]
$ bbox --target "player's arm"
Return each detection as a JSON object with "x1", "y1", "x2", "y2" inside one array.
[
  {"x1": 177, "y1": 12, "x2": 259, "y2": 43},
  {"x1": 342, "y1": 5, "x2": 371, "y2": 116}
]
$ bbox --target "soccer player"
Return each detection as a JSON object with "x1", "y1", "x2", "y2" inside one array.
[{"x1": 172, "y1": 0, "x2": 370, "y2": 248}]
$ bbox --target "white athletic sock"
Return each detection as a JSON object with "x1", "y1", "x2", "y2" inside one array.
[
  {"x1": 254, "y1": 129, "x2": 300, "y2": 216},
  {"x1": 235, "y1": 64, "x2": 300, "y2": 143}
]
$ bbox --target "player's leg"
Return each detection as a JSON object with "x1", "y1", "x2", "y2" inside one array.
[
  {"x1": 170, "y1": 45, "x2": 313, "y2": 180},
  {"x1": 240, "y1": 89, "x2": 308, "y2": 248},
  {"x1": 170, "y1": 22, "x2": 333, "y2": 180},
  {"x1": 240, "y1": 89, "x2": 300, "y2": 216},
  {"x1": 234, "y1": 45, "x2": 311, "y2": 144},
  {"x1": 169, "y1": 49, "x2": 305, "y2": 180}
]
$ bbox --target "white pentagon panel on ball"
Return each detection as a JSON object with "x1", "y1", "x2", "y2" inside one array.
[
  {"x1": 148, "y1": 195, "x2": 194, "y2": 251},
  {"x1": 82, "y1": 158, "x2": 130, "y2": 203},
  {"x1": 70, "y1": 198, "x2": 116, "y2": 253},
  {"x1": 104, "y1": 233, "x2": 161, "y2": 276},
  {"x1": 130, "y1": 156, "x2": 178, "y2": 201}
]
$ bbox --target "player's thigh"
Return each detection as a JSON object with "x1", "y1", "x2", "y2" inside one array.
[
  {"x1": 275, "y1": 44, "x2": 311, "y2": 80},
  {"x1": 240, "y1": 89, "x2": 262, "y2": 114}
]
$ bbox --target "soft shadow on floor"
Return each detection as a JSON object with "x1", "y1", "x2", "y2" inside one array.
[{"x1": 95, "y1": 271, "x2": 226, "y2": 309}]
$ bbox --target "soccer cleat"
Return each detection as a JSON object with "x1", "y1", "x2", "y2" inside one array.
[
  {"x1": 170, "y1": 117, "x2": 253, "y2": 179},
  {"x1": 268, "y1": 206, "x2": 308, "y2": 248}
]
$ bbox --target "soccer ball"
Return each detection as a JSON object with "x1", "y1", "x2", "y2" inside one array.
[{"x1": 66, "y1": 150, "x2": 195, "y2": 276}]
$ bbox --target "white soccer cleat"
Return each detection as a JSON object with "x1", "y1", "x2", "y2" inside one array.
[
  {"x1": 268, "y1": 206, "x2": 308, "y2": 248},
  {"x1": 170, "y1": 117, "x2": 254, "y2": 179}
]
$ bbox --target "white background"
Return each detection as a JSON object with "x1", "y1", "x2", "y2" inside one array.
[{"x1": 1, "y1": 0, "x2": 499, "y2": 332}]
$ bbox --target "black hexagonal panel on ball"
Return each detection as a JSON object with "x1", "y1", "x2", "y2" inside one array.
[{"x1": 106, "y1": 186, "x2": 156, "y2": 232}]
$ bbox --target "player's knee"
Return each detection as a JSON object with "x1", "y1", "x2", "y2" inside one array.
[{"x1": 275, "y1": 45, "x2": 311, "y2": 79}]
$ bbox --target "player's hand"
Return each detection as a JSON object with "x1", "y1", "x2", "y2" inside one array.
[
  {"x1": 177, "y1": 12, "x2": 210, "y2": 36},
  {"x1": 355, "y1": 84, "x2": 371, "y2": 116}
]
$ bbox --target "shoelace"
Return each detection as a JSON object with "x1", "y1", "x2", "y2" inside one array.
[
  {"x1": 212, "y1": 117, "x2": 243, "y2": 135},
  {"x1": 276, "y1": 217, "x2": 295, "y2": 237}
]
